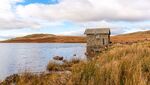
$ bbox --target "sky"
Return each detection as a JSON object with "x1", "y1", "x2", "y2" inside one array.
[{"x1": 0, "y1": 0, "x2": 150, "y2": 40}]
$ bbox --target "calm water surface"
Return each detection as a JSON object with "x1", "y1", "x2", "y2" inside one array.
[{"x1": 0, "y1": 43, "x2": 86, "y2": 80}]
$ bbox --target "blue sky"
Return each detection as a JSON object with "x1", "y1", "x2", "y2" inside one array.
[
  {"x1": 0, "y1": 0, "x2": 150, "y2": 40},
  {"x1": 18, "y1": 0, "x2": 59, "y2": 5}
]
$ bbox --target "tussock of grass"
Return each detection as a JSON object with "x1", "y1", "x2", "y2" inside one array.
[
  {"x1": 62, "y1": 58, "x2": 82, "y2": 67},
  {"x1": 47, "y1": 58, "x2": 82, "y2": 71},
  {"x1": 47, "y1": 62, "x2": 65, "y2": 71}
]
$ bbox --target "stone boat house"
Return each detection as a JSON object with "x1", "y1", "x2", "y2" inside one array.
[{"x1": 84, "y1": 28, "x2": 111, "y2": 56}]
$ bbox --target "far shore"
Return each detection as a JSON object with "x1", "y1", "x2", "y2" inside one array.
[{"x1": 1, "y1": 30, "x2": 150, "y2": 43}]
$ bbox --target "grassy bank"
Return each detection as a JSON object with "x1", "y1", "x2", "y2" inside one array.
[
  {"x1": 71, "y1": 42, "x2": 150, "y2": 85},
  {"x1": 1, "y1": 41, "x2": 150, "y2": 85}
]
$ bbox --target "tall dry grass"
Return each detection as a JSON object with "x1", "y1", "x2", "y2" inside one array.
[
  {"x1": 70, "y1": 42, "x2": 150, "y2": 85},
  {"x1": 1, "y1": 72, "x2": 71, "y2": 85}
]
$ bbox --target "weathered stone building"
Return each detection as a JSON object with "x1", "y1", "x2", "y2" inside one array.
[{"x1": 84, "y1": 28, "x2": 111, "y2": 57}]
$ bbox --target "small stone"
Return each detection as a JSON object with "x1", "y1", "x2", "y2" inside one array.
[{"x1": 53, "y1": 56, "x2": 64, "y2": 61}]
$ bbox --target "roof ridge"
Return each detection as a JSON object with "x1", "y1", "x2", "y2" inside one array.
[{"x1": 84, "y1": 28, "x2": 110, "y2": 35}]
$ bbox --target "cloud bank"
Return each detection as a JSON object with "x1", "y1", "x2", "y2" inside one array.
[
  {"x1": 0, "y1": 0, "x2": 150, "y2": 35},
  {"x1": 16, "y1": 0, "x2": 150, "y2": 22}
]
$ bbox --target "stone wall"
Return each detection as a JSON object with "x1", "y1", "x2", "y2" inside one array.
[
  {"x1": 86, "y1": 34, "x2": 109, "y2": 47},
  {"x1": 86, "y1": 34, "x2": 110, "y2": 58}
]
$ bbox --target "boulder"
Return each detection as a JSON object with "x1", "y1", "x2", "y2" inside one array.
[{"x1": 53, "y1": 56, "x2": 64, "y2": 61}]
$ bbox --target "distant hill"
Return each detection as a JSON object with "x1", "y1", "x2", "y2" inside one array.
[
  {"x1": 20, "y1": 34, "x2": 56, "y2": 38},
  {"x1": 1, "y1": 30, "x2": 150, "y2": 43},
  {"x1": 1, "y1": 34, "x2": 86, "y2": 43},
  {"x1": 111, "y1": 30, "x2": 150, "y2": 43}
]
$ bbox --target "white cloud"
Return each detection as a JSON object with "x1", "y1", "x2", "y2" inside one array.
[
  {"x1": 58, "y1": 29, "x2": 85, "y2": 36},
  {"x1": 0, "y1": 18, "x2": 41, "y2": 30},
  {"x1": 0, "y1": 0, "x2": 42, "y2": 30},
  {"x1": 58, "y1": 20, "x2": 127, "y2": 35},
  {"x1": 16, "y1": 0, "x2": 150, "y2": 22},
  {"x1": 14, "y1": 0, "x2": 150, "y2": 35},
  {"x1": 0, "y1": 0, "x2": 150, "y2": 36}
]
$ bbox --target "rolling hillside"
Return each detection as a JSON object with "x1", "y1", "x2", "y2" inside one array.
[
  {"x1": 1, "y1": 34, "x2": 86, "y2": 43},
  {"x1": 1, "y1": 30, "x2": 150, "y2": 43},
  {"x1": 111, "y1": 30, "x2": 150, "y2": 43}
]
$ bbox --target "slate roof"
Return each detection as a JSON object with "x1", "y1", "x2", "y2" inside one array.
[{"x1": 84, "y1": 28, "x2": 110, "y2": 35}]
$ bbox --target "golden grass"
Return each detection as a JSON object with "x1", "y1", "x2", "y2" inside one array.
[
  {"x1": 47, "y1": 58, "x2": 82, "y2": 71},
  {"x1": 46, "y1": 62, "x2": 65, "y2": 71},
  {"x1": 70, "y1": 42, "x2": 150, "y2": 85},
  {"x1": 2, "y1": 41, "x2": 150, "y2": 85},
  {"x1": 1, "y1": 72, "x2": 71, "y2": 85}
]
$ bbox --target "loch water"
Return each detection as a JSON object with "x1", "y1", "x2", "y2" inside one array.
[{"x1": 0, "y1": 43, "x2": 86, "y2": 80}]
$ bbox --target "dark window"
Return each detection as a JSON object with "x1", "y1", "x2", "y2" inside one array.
[{"x1": 102, "y1": 38, "x2": 105, "y2": 45}]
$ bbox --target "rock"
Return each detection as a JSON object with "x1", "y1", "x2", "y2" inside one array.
[
  {"x1": 73, "y1": 54, "x2": 76, "y2": 56},
  {"x1": 85, "y1": 52, "x2": 88, "y2": 56},
  {"x1": 53, "y1": 56, "x2": 64, "y2": 61}
]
